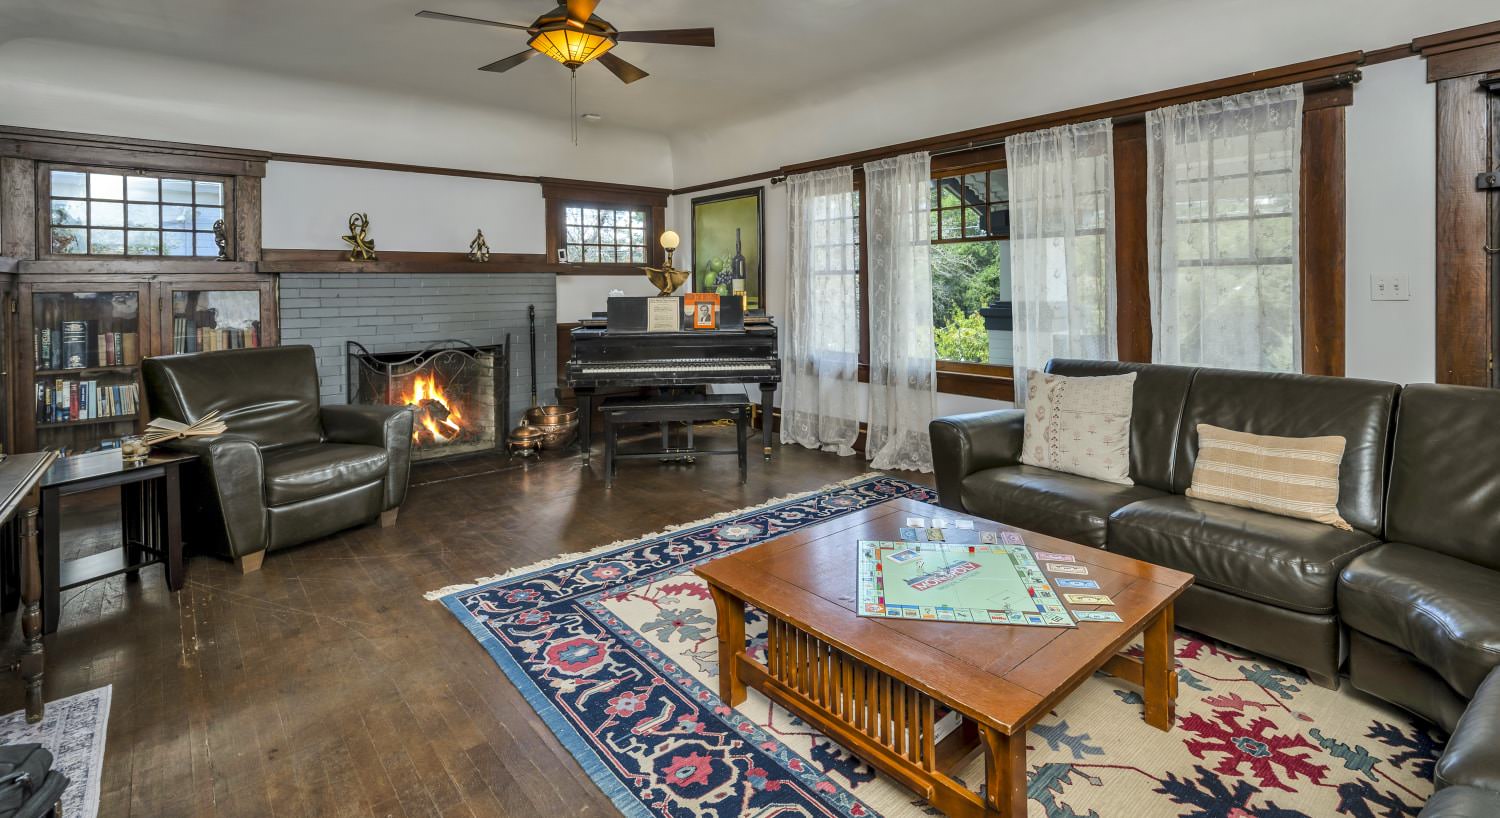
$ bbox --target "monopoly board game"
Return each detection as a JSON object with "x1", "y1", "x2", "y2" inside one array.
[{"x1": 856, "y1": 540, "x2": 1074, "y2": 627}]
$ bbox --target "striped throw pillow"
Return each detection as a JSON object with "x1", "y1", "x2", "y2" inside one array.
[{"x1": 1186, "y1": 424, "x2": 1352, "y2": 530}]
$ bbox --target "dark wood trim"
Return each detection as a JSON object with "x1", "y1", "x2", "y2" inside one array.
[
  {"x1": 1300, "y1": 104, "x2": 1347, "y2": 376},
  {"x1": 1416, "y1": 21, "x2": 1500, "y2": 81},
  {"x1": 671, "y1": 170, "x2": 782, "y2": 197},
  {"x1": 538, "y1": 178, "x2": 670, "y2": 207},
  {"x1": 257, "y1": 248, "x2": 569, "y2": 274},
  {"x1": 235, "y1": 176, "x2": 262, "y2": 262},
  {"x1": 271, "y1": 152, "x2": 536, "y2": 184},
  {"x1": 1112, "y1": 121, "x2": 1152, "y2": 363},
  {"x1": 17, "y1": 259, "x2": 258, "y2": 275},
  {"x1": 1363, "y1": 43, "x2": 1416, "y2": 66},
  {"x1": 1434, "y1": 75, "x2": 1495, "y2": 385},
  {"x1": 779, "y1": 53, "x2": 1362, "y2": 176},
  {"x1": 935, "y1": 369, "x2": 1015, "y2": 402},
  {"x1": 0, "y1": 127, "x2": 267, "y2": 178},
  {"x1": 0, "y1": 157, "x2": 36, "y2": 259}
]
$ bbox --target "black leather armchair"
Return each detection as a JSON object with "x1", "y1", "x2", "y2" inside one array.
[{"x1": 143, "y1": 345, "x2": 414, "y2": 573}]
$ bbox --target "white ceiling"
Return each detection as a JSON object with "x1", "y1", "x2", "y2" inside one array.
[{"x1": 0, "y1": 0, "x2": 1103, "y2": 134}]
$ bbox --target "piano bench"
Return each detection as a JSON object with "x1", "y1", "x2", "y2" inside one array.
[{"x1": 600, "y1": 394, "x2": 751, "y2": 488}]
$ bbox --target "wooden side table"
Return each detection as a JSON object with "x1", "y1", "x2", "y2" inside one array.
[
  {"x1": 0, "y1": 451, "x2": 58, "y2": 723},
  {"x1": 39, "y1": 450, "x2": 195, "y2": 635}
]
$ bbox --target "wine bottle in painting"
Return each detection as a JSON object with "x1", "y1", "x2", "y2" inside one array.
[{"x1": 730, "y1": 228, "x2": 748, "y2": 302}]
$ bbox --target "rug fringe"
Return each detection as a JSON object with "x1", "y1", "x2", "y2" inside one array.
[{"x1": 422, "y1": 472, "x2": 885, "y2": 600}]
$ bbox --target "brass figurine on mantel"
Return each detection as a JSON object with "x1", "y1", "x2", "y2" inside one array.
[
  {"x1": 212, "y1": 219, "x2": 230, "y2": 261},
  {"x1": 642, "y1": 229, "x2": 689, "y2": 296},
  {"x1": 342, "y1": 212, "x2": 378, "y2": 262},
  {"x1": 467, "y1": 229, "x2": 491, "y2": 263}
]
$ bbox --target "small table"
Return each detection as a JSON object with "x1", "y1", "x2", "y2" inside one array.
[
  {"x1": 39, "y1": 450, "x2": 195, "y2": 634},
  {"x1": 0, "y1": 451, "x2": 57, "y2": 723},
  {"x1": 694, "y1": 496, "x2": 1193, "y2": 818}
]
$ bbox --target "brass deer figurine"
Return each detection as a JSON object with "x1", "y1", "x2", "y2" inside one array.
[{"x1": 342, "y1": 212, "x2": 377, "y2": 261}]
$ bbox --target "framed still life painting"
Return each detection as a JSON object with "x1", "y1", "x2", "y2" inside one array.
[{"x1": 691, "y1": 187, "x2": 764, "y2": 311}]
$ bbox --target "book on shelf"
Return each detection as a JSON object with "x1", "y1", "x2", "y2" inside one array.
[
  {"x1": 174, "y1": 314, "x2": 261, "y2": 353},
  {"x1": 35, "y1": 378, "x2": 138, "y2": 424}
]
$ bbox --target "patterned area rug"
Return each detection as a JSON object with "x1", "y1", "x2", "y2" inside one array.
[
  {"x1": 0, "y1": 685, "x2": 111, "y2": 818},
  {"x1": 437, "y1": 476, "x2": 1441, "y2": 818}
]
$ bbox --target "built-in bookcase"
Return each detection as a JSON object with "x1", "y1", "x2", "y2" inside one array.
[{"x1": 14, "y1": 275, "x2": 277, "y2": 457}]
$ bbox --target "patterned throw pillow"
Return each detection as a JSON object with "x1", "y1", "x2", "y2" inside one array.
[
  {"x1": 1020, "y1": 371, "x2": 1136, "y2": 485},
  {"x1": 1186, "y1": 424, "x2": 1352, "y2": 530}
]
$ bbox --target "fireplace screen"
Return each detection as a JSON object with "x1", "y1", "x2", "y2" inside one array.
[{"x1": 347, "y1": 338, "x2": 510, "y2": 461}]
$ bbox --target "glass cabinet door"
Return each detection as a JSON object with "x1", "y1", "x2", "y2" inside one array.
[
  {"x1": 169, "y1": 289, "x2": 267, "y2": 353},
  {"x1": 29, "y1": 290, "x2": 144, "y2": 457}
]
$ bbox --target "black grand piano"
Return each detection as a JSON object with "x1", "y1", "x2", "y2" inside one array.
[{"x1": 565, "y1": 323, "x2": 780, "y2": 461}]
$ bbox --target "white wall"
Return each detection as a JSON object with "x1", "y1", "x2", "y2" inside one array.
[{"x1": 1345, "y1": 58, "x2": 1437, "y2": 384}]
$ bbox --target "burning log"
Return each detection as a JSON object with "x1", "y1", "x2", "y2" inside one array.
[{"x1": 402, "y1": 373, "x2": 466, "y2": 444}]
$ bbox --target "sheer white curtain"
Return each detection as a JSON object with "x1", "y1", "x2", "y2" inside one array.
[
  {"x1": 782, "y1": 167, "x2": 861, "y2": 455},
  {"x1": 1147, "y1": 84, "x2": 1303, "y2": 372},
  {"x1": 864, "y1": 152, "x2": 936, "y2": 472},
  {"x1": 1005, "y1": 119, "x2": 1117, "y2": 407}
]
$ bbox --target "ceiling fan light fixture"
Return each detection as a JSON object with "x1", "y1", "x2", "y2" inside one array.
[{"x1": 529, "y1": 26, "x2": 615, "y2": 68}]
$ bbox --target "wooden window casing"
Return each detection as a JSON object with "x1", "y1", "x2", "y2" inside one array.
[
  {"x1": 38, "y1": 163, "x2": 234, "y2": 261},
  {"x1": 541, "y1": 179, "x2": 667, "y2": 275}
]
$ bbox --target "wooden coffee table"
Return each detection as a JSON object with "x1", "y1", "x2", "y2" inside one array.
[{"x1": 694, "y1": 496, "x2": 1193, "y2": 818}]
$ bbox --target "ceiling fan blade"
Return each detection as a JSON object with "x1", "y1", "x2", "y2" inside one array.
[
  {"x1": 597, "y1": 52, "x2": 649, "y2": 84},
  {"x1": 479, "y1": 50, "x2": 539, "y2": 73},
  {"x1": 616, "y1": 28, "x2": 715, "y2": 47},
  {"x1": 415, "y1": 10, "x2": 531, "y2": 31},
  {"x1": 565, "y1": 0, "x2": 600, "y2": 24}
]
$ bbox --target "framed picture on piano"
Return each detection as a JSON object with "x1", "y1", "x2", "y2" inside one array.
[
  {"x1": 691, "y1": 188, "x2": 765, "y2": 311},
  {"x1": 685, "y1": 293, "x2": 720, "y2": 330}
]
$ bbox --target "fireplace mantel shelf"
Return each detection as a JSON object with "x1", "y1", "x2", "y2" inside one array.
[{"x1": 257, "y1": 249, "x2": 586, "y2": 275}]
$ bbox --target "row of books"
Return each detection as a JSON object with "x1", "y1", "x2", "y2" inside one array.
[
  {"x1": 35, "y1": 379, "x2": 140, "y2": 424},
  {"x1": 173, "y1": 317, "x2": 262, "y2": 353},
  {"x1": 35, "y1": 321, "x2": 139, "y2": 370}
]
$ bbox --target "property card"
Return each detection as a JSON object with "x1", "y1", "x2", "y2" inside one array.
[
  {"x1": 1075, "y1": 610, "x2": 1124, "y2": 623},
  {"x1": 980, "y1": 531, "x2": 998, "y2": 544},
  {"x1": 1000, "y1": 532, "x2": 1025, "y2": 545},
  {"x1": 905, "y1": 517, "x2": 927, "y2": 528},
  {"x1": 954, "y1": 519, "x2": 975, "y2": 530},
  {"x1": 899, "y1": 527, "x2": 919, "y2": 541},
  {"x1": 926, "y1": 528, "x2": 946, "y2": 542},
  {"x1": 1055, "y1": 578, "x2": 1100, "y2": 589},
  {"x1": 930, "y1": 518, "x2": 950, "y2": 529},
  {"x1": 1064, "y1": 593, "x2": 1115, "y2": 606},
  {"x1": 1032, "y1": 551, "x2": 1075, "y2": 563},
  {"x1": 1046, "y1": 563, "x2": 1089, "y2": 575}
]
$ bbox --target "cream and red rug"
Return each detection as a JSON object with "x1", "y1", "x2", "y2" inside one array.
[{"x1": 434, "y1": 475, "x2": 1439, "y2": 817}]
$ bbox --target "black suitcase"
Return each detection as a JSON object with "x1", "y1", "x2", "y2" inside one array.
[{"x1": 0, "y1": 744, "x2": 66, "y2": 818}]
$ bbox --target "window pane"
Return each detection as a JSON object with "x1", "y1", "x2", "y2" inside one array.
[
  {"x1": 932, "y1": 240, "x2": 1010, "y2": 364},
  {"x1": 962, "y1": 173, "x2": 986, "y2": 204},
  {"x1": 963, "y1": 207, "x2": 985, "y2": 238},
  {"x1": 599, "y1": 210, "x2": 614, "y2": 228},
  {"x1": 194, "y1": 232, "x2": 218, "y2": 256},
  {"x1": 194, "y1": 181, "x2": 224, "y2": 206},
  {"x1": 631, "y1": 228, "x2": 644, "y2": 246},
  {"x1": 565, "y1": 207, "x2": 582, "y2": 224},
  {"x1": 988, "y1": 170, "x2": 1008, "y2": 202},
  {"x1": 928, "y1": 180, "x2": 939, "y2": 209},
  {"x1": 91, "y1": 201, "x2": 125, "y2": 228},
  {"x1": 1253, "y1": 216, "x2": 1294, "y2": 259},
  {"x1": 583, "y1": 246, "x2": 599, "y2": 263},
  {"x1": 565, "y1": 225, "x2": 581, "y2": 244},
  {"x1": 582, "y1": 225, "x2": 598, "y2": 244},
  {"x1": 581, "y1": 207, "x2": 597, "y2": 225},
  {"x1": 631, "y1": 247, "x2": 645, "y2": 263},
  {"x1": 630, "y1": 211, "x2": 644, "y2": 228},
  {"x1": 940, "y1": 209, "x2": 962, "y2": 240},
  {"x1": 601, "y1": 246, "x2": 617, "y2": 263},
  {"x1": 162, "y1": 205, "x2": 192, "y2": 230},
  {"x1": 127, "y1": 231, "x2": 161, "y2": 255},
  {"x1": 89, "y1": 173, "x2": 123, "y2": 200},
  {"x1": 195, "y1": 206, "x2": 224, "y2": 230},
  {"x1": 51, "y1": 170, "x2": 87, "y2": 198},
  {"x1": 50, "y1": 228, "x2": 86, "y2": 254},
  {"x1": 50, "y1": 199, "x2": 85, "y2": 226},
  {"x1": 565, "y1": 245, "x2": 582, "y2": 263},
  {"x1": 89, "y1": 229, "x2": 124, "y2": 254},
  {"x1": 162, "y1": 179, "x2": 193, "y2": 203},
  {"x1": 163, "y1": 232, "x2": 194, "y2": 256},
  {"x1": 988, "y1": 204, "x2": 1010, "y2": 237},
  {"x1": 127, "y1": 204, "x2": 160, "y2": 229},
  {"x1": 616, "y1": 210, "x2": 632, "y2": 228},
  {"x1": 127, "y1": 176, "x2": 159, "y2": 202}
]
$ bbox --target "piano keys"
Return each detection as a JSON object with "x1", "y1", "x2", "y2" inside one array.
[{"x1": 566, "y1": 324, "x2": 781, "y2": 461}]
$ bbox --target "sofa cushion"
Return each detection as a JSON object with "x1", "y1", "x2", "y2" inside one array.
[
  {"x1": 1020, "y1": 370, "x2": 1135, "y2": 485},
  {"x1": 1045, "y1": 359, "x2": 1195, "y2": 492},
  {"x1": 1108, "y1": 495, "x2": 1381, "y2": 615},
  {"x1": 1339, "y1": 544, "x2": 1500, "y2": 699},
  {"x1": 1436, "y1": 668, "x2": 1500, "y2": 792},
  {"x1": 1169, "y1": 367, "x2": 1398, "y2": 535},
  {"x1": 1387, "y1": 383, "x2": 1500, "y2": 572},
  {"x1": 1186, "y1": 424, "x2": 1351, "y2": 530},
  {"x1": 960, "y1": 465, "x2": 1165, "y2": 548},
  {"x1": 262, "y1": 442, "x2": 389, "y2": 507}
]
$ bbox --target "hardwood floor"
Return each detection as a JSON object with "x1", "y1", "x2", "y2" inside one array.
[{"x1": 1, "y1": 430, "x2": 913, "y2": 817}]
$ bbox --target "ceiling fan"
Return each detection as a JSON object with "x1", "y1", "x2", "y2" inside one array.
[{"x1": 416, "y1": 0, "x2": 715, "y2": 84}]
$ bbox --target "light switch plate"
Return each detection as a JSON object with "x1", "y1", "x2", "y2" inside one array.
[{"x1": 1371, "y1": 274, "x2": 1411, "y2": 301}]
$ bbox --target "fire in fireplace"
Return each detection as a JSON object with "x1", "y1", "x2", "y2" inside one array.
[{"x1": 347, "y1": 338, "x2": 510, "y2": 461}]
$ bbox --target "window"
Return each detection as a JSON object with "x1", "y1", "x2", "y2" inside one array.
[
  {"x1": 929, "y1": 166, "x2": 1012, "y2": 368},
  {"x1": 561, "y1": 205, "x2": 648, "y2": 264},
  {"x1": 43, "y1": 166, "x2": 229, "y2": 258}
]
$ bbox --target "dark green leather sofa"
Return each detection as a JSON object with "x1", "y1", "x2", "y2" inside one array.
[{"x1": 143, "y1": 345, "x2": 415, "y2": 573}]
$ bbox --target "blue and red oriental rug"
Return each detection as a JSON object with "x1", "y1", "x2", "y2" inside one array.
[{"x1": 434, "y1": 475, "x2": 1440, "y2": 817}]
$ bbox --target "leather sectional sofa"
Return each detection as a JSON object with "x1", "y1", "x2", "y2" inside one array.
[{"x1": 930, "y1": 360, "x2": 1500, "y2": 817}]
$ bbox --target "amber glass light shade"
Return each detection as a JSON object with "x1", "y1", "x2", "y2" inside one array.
[{"x1": 529, "y1": 28, "x2": 615, "y2": 67}]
